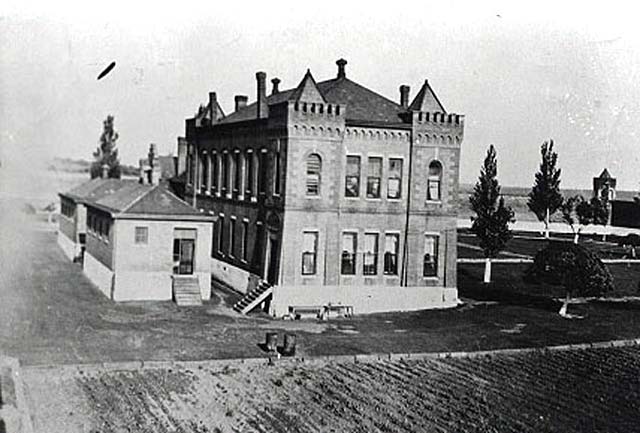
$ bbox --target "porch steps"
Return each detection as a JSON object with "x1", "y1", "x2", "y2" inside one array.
[
  {"x1": 173, "y1": 276, "x2": 202, "y2": 307},
  {"x1": 233, "y1": 281, "x2": 272, "y2": 314}
]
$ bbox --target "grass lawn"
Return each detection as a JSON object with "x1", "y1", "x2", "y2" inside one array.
[
  {"x1": 458, "y1": 231, "x2": 632, "y2": 259},
  {"x1": 459, "y1": 262, "x2": 640, "y2": 299}
]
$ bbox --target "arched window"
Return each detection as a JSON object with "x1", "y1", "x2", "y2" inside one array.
[
  {"x1": 306, "y1": 154, "x2": 321, "y2": 196},
  {"x1": 427, "y1": 161, "x2": 442, "y2": 201}
]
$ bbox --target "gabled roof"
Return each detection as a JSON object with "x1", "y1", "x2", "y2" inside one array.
[
  {"x1": 288, "y1": 70, "x2": 326, "y2": 104},
  {"x1": 196, "y1": 99, "x2": 226, "y2": 123},
  {"x1": 408, "y1": 79, "x2": 446, "y2": 113},
  {"x1": 218, "y1": 73, "x2": 408, "y2": 126}
]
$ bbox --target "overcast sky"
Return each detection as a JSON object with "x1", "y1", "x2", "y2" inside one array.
[{"x1": 2, "y1": 1, "x2": 640, "y2": 190}]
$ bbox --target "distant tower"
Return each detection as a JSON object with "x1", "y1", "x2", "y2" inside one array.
[{"x1": 593, "y1": 169, "x2": 616, "y2": 201}]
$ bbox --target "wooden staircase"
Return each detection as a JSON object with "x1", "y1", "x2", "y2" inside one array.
[
  {"x1": 233, "y1": 281, "x2": 273, "y2": 314},
  {"x1": 172, "y1": 276, "x2": 202, "y2": 306}
]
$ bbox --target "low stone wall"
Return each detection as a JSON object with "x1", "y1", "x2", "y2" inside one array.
[
  {"x1": 211, "y1": 257, "x2": 257, "y2": 294},
  {"x1": 83, "y1": 252, "x2": 114, "y2": 299},
  {"x1": 271, "y1": 284, "x2": 459, "y2": 317}
]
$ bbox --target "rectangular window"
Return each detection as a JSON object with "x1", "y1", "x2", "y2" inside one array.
[
  {"x1": 423, "y1": 235, "x2": 439, "y2": 277},
  {"x1": 363, "y1": 232, "x2": 379, "y2": 275},
  {"x1": 428, "y1": 179, "x2": 441, "y2": 201},
  {"x1": 134, "y1": 226, "x2": 148, "y2": 245},
  {"x1": 222, "y1": 152, "x2": 229, "y2": 194},
  {"x1": 258, "y1": 150, "x2": 267, "y2": 195},
  {"x1": 245, "y1": 151, "x2": 254, "y2": 197},
  {"x1": 217, "y1": 217, "x2": 224, "y2": 254},
  {"x1": 233, "y1": 153, "x2": 241, "y2": 195},
  {"x1": 301, "y1": 231, "x2": 318, "y2": 275},
  {"x1": 274, "y1": 151, "x2": 281, "y2": 195},
  {"x1": 200, "y1": 152, "x2": 208, "y2": 190},
  {"x1": 211, "y1": 153, "x2": 218, "y2": 193},
  {"x1": 388, "y1": 158, "x2": 403, "y2": 199},
  {"x1": 384, "y1": 233, "x2": 399, "y2": 275},
  {"x1": 345, "y1": 156, "x2": 361, "y2": 197},
  {"x1": 341, "y1": 232, "x2": 357, "y2": 275},
  {"x1": 366, "y1": 157, "x2": 382, "y2": 198},
  {"x1": 241, "y1": 220, "x2": 249, "y2": 262},
  {"x1": 229, "y1": 218, "x2": 236, "y2": 256}
]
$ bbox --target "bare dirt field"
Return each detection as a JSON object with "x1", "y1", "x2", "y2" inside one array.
[{"x1": 23, "y1": 345, "x2": 640, "y2": 433}]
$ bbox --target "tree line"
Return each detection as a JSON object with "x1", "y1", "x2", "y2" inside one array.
[{"x1": 469, "y1": 140, "x2": 611, "y2": 283}]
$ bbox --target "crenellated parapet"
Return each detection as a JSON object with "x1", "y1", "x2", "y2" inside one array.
[
  {"x1": 410, "y1": 111, "x2": 464, "y2": 146},
  {"x1": 269, "y1": 100, "x2": 346, "y2": 134}
]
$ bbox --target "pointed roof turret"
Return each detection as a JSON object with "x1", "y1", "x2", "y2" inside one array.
[
  {"x1": 289, "y1": 69, "x2": 326, "y2": 104},
  {"x1": 598, "y1": 168, "x2": 613, "y2": 179},
  {"x1": 408, "y1": 79, "x2": 446, "y2": 113}
]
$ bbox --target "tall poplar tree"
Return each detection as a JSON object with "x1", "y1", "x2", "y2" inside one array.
[
  {"x1": 470, "y1": 145, "x2": 515, "y2": 283},
  {"x1": 90, "y1": 115, "x2": 121, "y2": 179},
  {"x1": 528, "y1": 140, "x2": 562, "y2": 239}
]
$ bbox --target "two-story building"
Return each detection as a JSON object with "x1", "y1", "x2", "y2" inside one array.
[{"x1": 176, "y1": 59, "x2": 464, "y2": 316}]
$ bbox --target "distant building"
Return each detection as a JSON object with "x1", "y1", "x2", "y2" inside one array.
[
  {"x1": 593, "y1": 168, "x2": 616, "y2": 201},
  {"x1": 59, "y1": 164, "x2": 214, "y2": 304},
  {"x1": 173, "y1": 59, "x2": 465, "y2": 316},
  {"x1": 138, "y1": 143, "x2": 178, "y2": 185}
]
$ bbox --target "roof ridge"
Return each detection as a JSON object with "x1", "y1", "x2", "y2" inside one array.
[
  {"x1": 162, "y1": 185, "x2": 198, "y2": 209},
  {"x1": 119, "y1": 184, "x2": 156, "y2": 214},
  {"x1": 319, "y1": 77, "x2": 404, "y2": 110}
]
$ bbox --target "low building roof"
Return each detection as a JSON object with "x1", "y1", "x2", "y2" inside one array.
[{"x1": 60, "y1": 179, "x2": 212, "y2": 221}]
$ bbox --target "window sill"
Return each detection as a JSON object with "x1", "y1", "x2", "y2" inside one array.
[
  {"x1": 305, "y1": 195, "x2": 321, "y2": 199},
  {"x1": 423, "y1": 276, "x2": 439, "y2": 280},
  {"x1": 365, "y1": 197, "x2": 382, "y2": 201},
  {"x1": 426, "y1": 200, "x2": 442, "y2": 204}
]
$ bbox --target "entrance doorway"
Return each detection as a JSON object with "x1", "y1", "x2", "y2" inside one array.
[
  {"x1": 264, "y1": 236, "x2": 280, "y2": 285},
  {"x1": 173, "y1": 228, "x2": 197, "y2": 275}
]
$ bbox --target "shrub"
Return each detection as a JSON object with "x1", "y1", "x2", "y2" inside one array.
[
  {"x1": 525, "y1": 241, "x2": 614, "y2": 297},
  {"x1": 618, "y1": 233, "x2": 640, "y2": 247}
]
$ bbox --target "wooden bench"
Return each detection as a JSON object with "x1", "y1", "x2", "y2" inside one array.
[
  {"x1": 323, "y1": 304, "x2": 353, "y2": 318},
  {"x1": 288, "y1": 305, "x2": 324, "y2": 320}
]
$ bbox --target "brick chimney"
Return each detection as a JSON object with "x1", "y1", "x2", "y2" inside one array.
[
  {"x1": 235, "y1": 95, "x2": 248, "y2": 112},
  {"x1": 177, "y1": 137, "x2": 187, "y2": 176},
  {"x1": 336, "y1": 58, "x2": 347, "y2": 79},
  {"x1": 208, "y1": 92, "x2": 218, "y2": 124},
  {"x1": 256, "y1": 71, "x2": 267, "y2": 118},
  {"x1": 400, "y1": 85, "x2": 410, "y2": 108},
  {"x1": 271, "y1": 78, "x2": 280, "y2": 95},
  {"x1": 147, "y1": 143, "x2": 160, "y2": 185}
]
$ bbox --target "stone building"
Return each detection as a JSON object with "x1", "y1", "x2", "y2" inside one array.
[{"x1": 176, "y1": 59, "x2": 465, "y2": 316}]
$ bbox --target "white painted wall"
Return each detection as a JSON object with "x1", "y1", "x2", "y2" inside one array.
[
  {"x1": 56, "y1": 231, "x2": 77, "y2": 261},
  {"x1": 113, "y1": 219, "x2": 213, "y2": 301},
  {"x1": 271, "y1": 284, "x2": 459, "y2": 317},
  {"x1": 83, "y1": 252, "x2": 114, "y2": 299}
]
